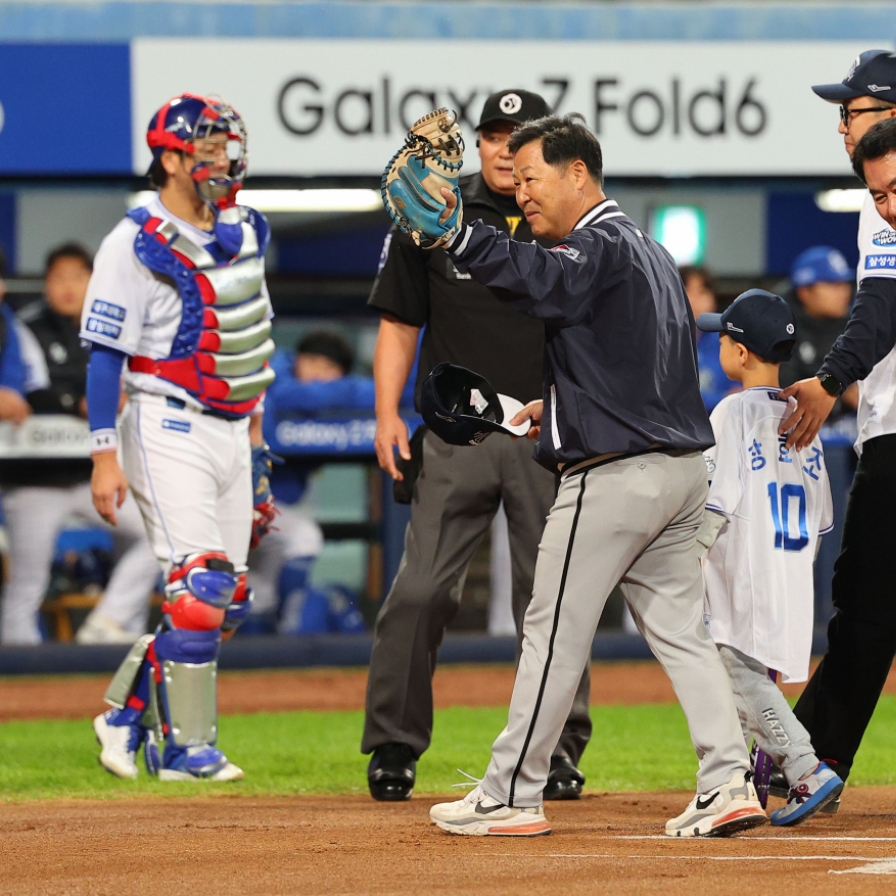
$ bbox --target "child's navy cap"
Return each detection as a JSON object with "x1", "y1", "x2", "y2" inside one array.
[{"x1": 696, "y1": 289, "x2": 797, "y2": 363}]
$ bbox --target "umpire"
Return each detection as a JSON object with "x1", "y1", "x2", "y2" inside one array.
[
  {"x1": 363, "y1": 89, "x2": 592, "y2": 801},
  {"x1": 780, "y1": 51, "x2": 896, "y2": 797}
]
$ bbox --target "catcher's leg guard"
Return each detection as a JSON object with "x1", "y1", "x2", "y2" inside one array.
[
  {"x1": 95, "y1": 634, "x2": 156, "y2": 778},
  {"x1": 222, "y1": 571, "x2": 254, "y2": 632},
  {"x1": 152, "y1": 553, "x2": 243, "y2": 781}
]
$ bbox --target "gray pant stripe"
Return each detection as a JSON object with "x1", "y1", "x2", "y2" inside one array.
[{"x1": 507, "y1": 471, "x2": 588, "y2": 807}]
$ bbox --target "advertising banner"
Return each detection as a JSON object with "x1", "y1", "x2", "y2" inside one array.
[{"x1": 133, "y1": 39, "x2": 883, "y2": 177}]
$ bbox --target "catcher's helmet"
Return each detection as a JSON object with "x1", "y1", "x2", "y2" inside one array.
[
  {"x1": 421, "y1": 363, "x2": 530, "y2": 446},
  {"x1": 146, "y1": 94, "x2": 248, "y2": 204}
]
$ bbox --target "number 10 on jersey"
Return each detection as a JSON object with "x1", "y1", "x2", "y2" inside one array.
[{"x1": 767, "y1": 483, "x2": 809, "y2": 552}]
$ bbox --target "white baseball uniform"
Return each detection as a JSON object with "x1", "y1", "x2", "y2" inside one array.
[
  {"x1": 702, "y1": 388, "x2": 834, "y2": 683},
  {"x1": 81, "y1": 195, "x2": 273, "y2": 573},
  {"x1": 854, "y1": 192, "x2": 896, "y2": 454}
]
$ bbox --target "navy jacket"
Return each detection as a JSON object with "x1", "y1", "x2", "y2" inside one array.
[{"x1": 447, "y1": 199, "x2": 714, "y2": 471}]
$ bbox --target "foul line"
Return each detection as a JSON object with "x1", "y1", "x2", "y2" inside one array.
[
  {"x1": 612, "y1": 835, "x2": 896, "y2": 842},
  {"x1": 494, "y1": 854, "x2": 889, "y2": 862}
]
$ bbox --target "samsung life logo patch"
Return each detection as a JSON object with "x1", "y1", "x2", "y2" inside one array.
[
  {"x1": 85, "y1": 317, "x2": 121, "y2": 339},
  {"x1": 91, "y1": 299, "x2": 126, "y2": 322},
  {"x1": 162, "y1": 419, "x2": 191, "y2": 434}
]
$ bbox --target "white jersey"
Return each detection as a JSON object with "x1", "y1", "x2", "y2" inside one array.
[
  {"x1": 854, "y1": 191, "x2": 896, "y2": 455},
  {"x1": 79, "y1": 196, "x2": 272, "y2": 412},
  {"x1": 702, "y1": 388, "x2": 834, "y2": 683}
]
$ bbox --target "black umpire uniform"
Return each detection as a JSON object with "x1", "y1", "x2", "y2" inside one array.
[{"x1": 362, "y1": 95, "x2": 592, "y2": 801}]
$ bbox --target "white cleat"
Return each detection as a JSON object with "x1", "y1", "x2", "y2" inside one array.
[
  {"x1": 157, "y1": 744, "x2": 244, "y2": 782},
  {"x1": 430, "y1": 785, "x2": 552, "y2": 836},
  {"x1": 666, "y1": 772, "x2": 768, "y2": 838},
  {"x1": 93, "y1": 712, "x2": 140, "y2": 779}
]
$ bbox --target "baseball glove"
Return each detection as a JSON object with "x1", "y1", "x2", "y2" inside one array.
[
  {"x1": 250, "y1": 444, "x2": 281, "y2": 549},
  {"x1": 381, "y1": 108, "x2": 464, "y2": 250}
]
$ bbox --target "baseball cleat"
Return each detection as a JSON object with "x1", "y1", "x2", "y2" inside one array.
[
  {"x1": 665, "y1": 772, "x2": 768, "y2": 838},
  {"x1": 544, "y1": 755, "x2": 585, "y2": 801},
  {"x1": 368, "y1": 743, "x2": 416, "y2": 801},
  {"x1": 93, "y1": 711, "x2": 141, "y2": 779},
  {"x1": 430, "y1": 785, "x2": 551, "y2": 836},
  {"x1": 770, "y1": 763, "x2": 844, "y2": 826},
  {"x1": 158, "y1": 744, "x2": 244, "y2": 782}
]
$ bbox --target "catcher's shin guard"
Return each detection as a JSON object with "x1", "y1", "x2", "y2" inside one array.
[{"x1": 150, "y1": 553, "x2": 240, "y2": 779}]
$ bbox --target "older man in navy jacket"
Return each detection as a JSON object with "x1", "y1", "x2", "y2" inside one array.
[{"x1": 428, "y1": 114, "x2": 765, "y2": 839}]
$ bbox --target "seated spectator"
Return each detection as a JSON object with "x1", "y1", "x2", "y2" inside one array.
[
  {"x1": 0, "y1": 243, "x2": 159, "y2": 645},
  {"x1": 780, "y1": 246, "x2": 858, "y2": 416},
  {"x1": 679, "y1": 264, "x2": 739, "y2": 411},
  {"x1": 0, "y1": 247, "x2": 34, "y2": 424},
  {"x1": 246, "y1": 330, "x2": 375, "y2": 634}
]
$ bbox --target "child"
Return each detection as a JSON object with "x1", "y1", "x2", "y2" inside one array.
[{"x1": 695, "y1": 289, "x2": 844, "y2": 826}]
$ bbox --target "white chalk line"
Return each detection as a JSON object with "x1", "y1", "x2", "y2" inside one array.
[
  {"x1": 612, "y1": 835, "x2": 896, "y2": 842},
  {"x1": 494, "y1": 854, "x2": 886, "y2": 861},
  {"x1": 832, "y1": 859, "x2": 896, "y2": 875}
]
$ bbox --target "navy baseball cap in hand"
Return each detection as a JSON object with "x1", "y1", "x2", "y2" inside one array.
[
  {"x1": 790, "y1": 246, "x2": 855, "y2": 286},
  {"x1": 696, "y1": 289, "x2": 797, "y2": 363},
  {"x1": 421, "y1": 363, "x2": 531, "y2": 446},
  {"x1": 812, "y1": 50, "x2": 896, "y2": 105}
]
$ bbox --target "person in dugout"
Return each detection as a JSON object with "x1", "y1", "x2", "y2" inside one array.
[
  {"x1": 246, "y1": 329, "x2": 385, "y2": 635},
  {"x1": 0, "y1": 243, "x2": 158, "y2": 646}
]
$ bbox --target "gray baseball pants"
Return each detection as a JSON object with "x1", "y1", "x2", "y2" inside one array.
[
  {"x1": 362, "y1": 431, "x2": 592, "y2": 763},
  {"x1": 718, "y1": 645, "x2": 819, "y2": 785},
  {"x1": 483, "y1": 450, "x2": 751, "y2": 807}
]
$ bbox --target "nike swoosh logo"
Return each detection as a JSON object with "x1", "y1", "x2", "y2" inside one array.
[
  {"x1": 474, "y1": 801, "x2": 508, "y2": 815},
  {"x1": 695, "y1": 792, "x2": 719, "y2": 811}
]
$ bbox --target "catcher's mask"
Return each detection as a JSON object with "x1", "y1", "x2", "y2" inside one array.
[
  {"x1": 146, "y1": 93, "x2": 248, "y2": 206},
  {"x1": 421, "y1": 363, "x2": 531, "y2": 446}
]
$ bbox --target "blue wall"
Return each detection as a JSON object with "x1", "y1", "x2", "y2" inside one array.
[
  {"x1": 766, "y1": 194, "x2": 860, "y2": 277},
  {"x1": 0, "y1": 2, "x2": 893, "y2": 41}
]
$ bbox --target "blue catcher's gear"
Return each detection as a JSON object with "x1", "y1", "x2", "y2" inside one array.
[
  {"x1": 382, "y1": 108, "x2": 464, "y2": 250},
  {"x1": 250, "y1": 444, "x2": 281, "y2": 548},
  {"x1": 146, "y1": 93, "x2": 250, "y2": 254},
  {"x1": 134, "y1": 553, "x2": 246, "y2": 781}
]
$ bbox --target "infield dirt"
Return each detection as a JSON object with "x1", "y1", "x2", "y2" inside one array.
[{"x1": 2, "y1": 790, "x2": 895, "y2": 895}]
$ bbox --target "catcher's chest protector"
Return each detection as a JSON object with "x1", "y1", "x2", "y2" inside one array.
[{"x1": 125, "y1": 205, "x2": 275, "y2": 416}]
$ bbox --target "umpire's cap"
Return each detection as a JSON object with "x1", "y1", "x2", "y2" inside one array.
[
  {"x1": 812, "y1": 50, "x2": 896, "y2": 105},
  {"x1": 421, "y1": 363, "x2": 531, "y2": 446},
  {"x1": 477, "y1": 90, "x2": 550, "y2": 130}
]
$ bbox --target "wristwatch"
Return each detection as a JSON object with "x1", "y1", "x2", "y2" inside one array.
[{"x1": 817, "y1": 372, "x2": 844, "y2": 397}]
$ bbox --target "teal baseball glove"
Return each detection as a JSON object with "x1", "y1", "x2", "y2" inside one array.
[{"x1": 381, "y1": 108, "x2": 464, "y2": 250}]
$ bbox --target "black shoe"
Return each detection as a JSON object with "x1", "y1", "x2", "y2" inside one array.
[
  {"x1": 368, "y1": 743, "x2": 416, "y2": 801},
  {"x1": 768, "y1": 767, "x2": 789, "y2": 800},
  {"x1": 543, "y1": 755, "x2": 585, "y2": 801}
]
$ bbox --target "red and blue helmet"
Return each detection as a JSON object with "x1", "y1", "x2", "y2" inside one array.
[{"x1": 146, "y1": 93, "x2": 248, "y2": 205}]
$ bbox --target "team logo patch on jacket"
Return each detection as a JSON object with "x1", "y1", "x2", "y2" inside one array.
[{"x1": 550, "y1": 244, "x2": 582, "y2": 261}]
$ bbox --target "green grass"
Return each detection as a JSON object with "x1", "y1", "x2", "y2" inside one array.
[{"x1": 2, "y1": 697, "x2": 895, "y2": 802}]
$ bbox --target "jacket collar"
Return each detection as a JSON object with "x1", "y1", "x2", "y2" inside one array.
[{"x1": 574, "y1": 199, "x2": 623, "y2": 230}]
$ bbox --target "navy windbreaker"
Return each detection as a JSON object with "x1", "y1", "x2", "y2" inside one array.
[{"x1": 447, "y1": 199, "x2": 715, "y2": 470}]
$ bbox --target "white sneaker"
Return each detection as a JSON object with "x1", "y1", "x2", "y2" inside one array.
[
  {"x1": 93, "y1": 711, "x2": 140, "y2": 779},
  {"x1": 76, "y1": 613, "x2": 141, "y2": 645},
  {"x1": 666, "y1": 772, "x2": 768, "y2": 838},
  {"x1": 430, "y1": 785, "x2": 551, "y2": 836},
  {"x1": 158, "y1": 744, "x2": 244, "y2": 782}
]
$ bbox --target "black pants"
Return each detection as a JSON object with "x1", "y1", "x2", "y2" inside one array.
[{"x1": 793, "y1": 433, "x2": 896, "y2": 780}]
